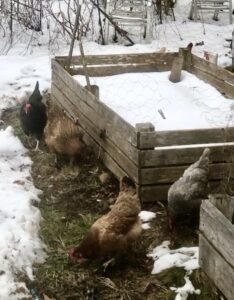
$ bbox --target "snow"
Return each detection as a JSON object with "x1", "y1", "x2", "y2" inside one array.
[
  {"x1": 148, "y1": 241, "x2": 200, "y2": 299},
  {"x1": 170, "y1": 272, "x2": 201, "y2": 300},
  {"x1": 74, "y1": 70, "x2": 234, "y2": 130},
  {"x1": 141, "y1": 222, "x2": 151, "y2": 230},
  {"x1": 139, "y1": 211, "x2": 156, "y2": 222},
  {"x1": 0, "y1": 0, "x2": 233, "y2": 297},
  {"x1": 0, "y1": 56, "x2": 51, "y2": 117},
  {"x1": 0, "y1": 127, "x2": 46, "y2": 299},
  {"x1": 139, "y1": 210, "x2": 156, "y2": 230}
]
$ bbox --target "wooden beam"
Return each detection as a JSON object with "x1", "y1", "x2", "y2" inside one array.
[
  {"x1": 55, "y1": 52, "x2": 178, "y2": 67},
  {"x1": 138, "y1": 127, "x2": 234, "y2": 149},
  {"x1": 68, "y1": 63, "x2": 173, "y2": 76},
  {"x1": 140, "y1": 144, "x2": 234, "y2": 167},
  {"x1": 140, "y1": 162, "x2": 234, "y2": 185}
]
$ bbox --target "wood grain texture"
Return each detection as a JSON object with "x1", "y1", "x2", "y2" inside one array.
[
  {"x1": 199, "y1": 234, "x2": 234, "y2": 300},
  {"x1": 200, "y1": 200, "x2": 234, "y2": 266},
  {"x1": 140, "y1": 144, "x2": 234, "y2": 167}
]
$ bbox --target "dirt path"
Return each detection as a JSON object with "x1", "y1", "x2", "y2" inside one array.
[{"x1": 2, "y1": 107, "x2": 220, "y2": 300}]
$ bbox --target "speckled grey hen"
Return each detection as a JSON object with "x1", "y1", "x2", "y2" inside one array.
[{"x1": 167, "y1": 148, "x2": 210, "y2": 230}]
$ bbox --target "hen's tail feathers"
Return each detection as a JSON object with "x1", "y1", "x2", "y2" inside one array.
[
  {"x1": 198, "y1": 148, "x2": 210, "y2": 168},
  {"x1": 29, "y1": 81, "x2": 42, "y2": 103}
]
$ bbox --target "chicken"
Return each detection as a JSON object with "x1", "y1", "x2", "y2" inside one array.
[
  {"x1": 69, "y1": 176, "x2": 142, "y2": 265},
  {"x1": 20, "y1": 81, "x2": 47, "y2": 151},
  {"x1": 167, "y1": 148, "x2": 210, "y2": 231},
  {"x1": 44, "y1": 103, "x2": 86, "y2": 165}
]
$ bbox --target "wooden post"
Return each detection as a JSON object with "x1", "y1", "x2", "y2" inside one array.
[
  {"x1": 229, "y1": 0, "x2": 233, "y2": 24},
  {"x1": 136, "y1": 122, "x2": 155, "y2": 151},
  {"x1": 104, "y1": 0, "x2": 110, "y2": 44},
  {"x1": 145, "y1": 0, "x2": 152, "y2": 43},
  {"x1": 169, "y1": 55, "x2": 184, "y2": 83},
  {"x1": 135, "y1": 122, "x2": 155, "y2": 203},
  {"x1": 194, "y1": 0, "x2": 198, "y2": 21}
]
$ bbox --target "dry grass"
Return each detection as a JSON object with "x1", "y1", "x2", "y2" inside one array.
[{"x1": 2, "y1": 107, "x2": 220, "y2": 300}]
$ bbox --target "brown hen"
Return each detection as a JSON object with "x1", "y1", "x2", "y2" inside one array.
[
  {"x1": 44, "y1": 103, "x2": 85, "y2": 165},
  {"x1": 69, "y1": 177, "x2": 142, "y2": 264}
]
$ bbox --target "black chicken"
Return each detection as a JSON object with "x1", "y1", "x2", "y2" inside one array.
[{"x1": 20, "y1": 81, "x2": 47, "y2": 151}]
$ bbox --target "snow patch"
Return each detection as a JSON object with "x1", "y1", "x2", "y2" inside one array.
[
  {"x1": 0, "y1": 126, "x2": 46, "y2": 299},
  {"x1": 148, "y1": 241, "x2": 199, "y2": 299},
  {"x1": 139, "y1": 211, "x2": 156, "y2": 222}
]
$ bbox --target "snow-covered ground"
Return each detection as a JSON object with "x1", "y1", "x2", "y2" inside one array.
[
  {"x1": 0, "y1": 0, "x2": 233, "y2": 298},
  {"x1": 0, "y1": 127, "x2": 46, "y2": 299}
]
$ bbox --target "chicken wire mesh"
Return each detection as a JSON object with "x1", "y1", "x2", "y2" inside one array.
[{"x1": 74, "y1": 69, "x2": 234, "y2": 131}]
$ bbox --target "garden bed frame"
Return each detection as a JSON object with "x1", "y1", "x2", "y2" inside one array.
[
  {"x1": 51, "y1": 48, "x2": 234, "y2": 202},
  {"x1": 199, "y1": 194, "x2": 234, "y2": 300}
]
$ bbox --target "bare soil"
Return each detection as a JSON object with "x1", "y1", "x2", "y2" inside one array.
[{"x1": 2, "y1": 106, "x2": 221, "y2": 300}]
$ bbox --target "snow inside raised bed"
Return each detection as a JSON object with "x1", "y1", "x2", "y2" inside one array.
[{"x1": 74, "y1": 71, "x2": 234, "y2": 131}]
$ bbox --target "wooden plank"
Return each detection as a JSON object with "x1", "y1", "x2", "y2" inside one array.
[
  {"x1": 68, "y1": 63, "x2": 172, "y2": 76},
  {"x1": 191, "y1": 54, "x2": 234, "y2": 87},
  {"x1": 140, "y1": 162, "x2": 234, "y2": 185},
  {"x1": 140, "y1": 184, "x2": 170, "y2": 202},
  {"x1": 200, "y1": 200, "x2": 234, "y2": 267},
  {"x1": 140, "y1": 144, "x2": 234, "y2": 167},
  {"x1": 199, "y1": 234, "x2": 234, "y2": 300},
  {"x1": 52, "y1": 59, "x2": 138, "y2": 161},
  {"x1": 190, "y1": 66, "x2": 234, "y2": 99},
  {"x1": 208, "y1": 194, "x2": 234, "y2": 221},
  {"x1": 140, "y1": 180, "x2": 234, "y2": 202},
  {"x1": 55, "y1": 52, "x2": 178, "y2": 67},
  {"x1": 138, "y1": 127, "x2": 234, "y2": 149},
  {"x1": 51, "y1": 83, "x2": 139, "y2": 183},
  {"x1": 82, "y1": 129, "x2": 127, "y2": 180},
  {"x1": 188, "y1": 54, "x2": 234, "y2": 98}
]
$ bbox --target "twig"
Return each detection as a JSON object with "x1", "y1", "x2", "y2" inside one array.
[
  {"x1": 79, "y1": 40, "x2": 91, "y2": 89},
  {"x1": 67, "y1": 4, "x2": 81, "y2": 70}
]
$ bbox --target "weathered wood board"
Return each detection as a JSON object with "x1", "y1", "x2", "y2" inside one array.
[
  {"x1": 199, "y1": 234, "x2": 234, "y2": 300},
  {"x1": 199, "y1": 197, "x2": 234, "y2": 300}
]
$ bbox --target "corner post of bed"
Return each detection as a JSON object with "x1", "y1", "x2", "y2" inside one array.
[
  {"x1": 135, "y1": 122, "x2": 155, "y2": 202},
  {"x1": 135, "y1": 122, "x2": 155, "y2": 152}
]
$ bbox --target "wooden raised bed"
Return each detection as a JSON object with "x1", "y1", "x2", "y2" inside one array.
[
  {"x1": 51, "y1": 49, "x2": 234, "y2": 202},
  {"x1": 199, "y1": 195, "x2": 234, "y2": 300}
]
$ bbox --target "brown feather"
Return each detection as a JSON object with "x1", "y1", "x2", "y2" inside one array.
[{"x1": 44, "y1": 104, "x2": 86, "y2": 163}]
